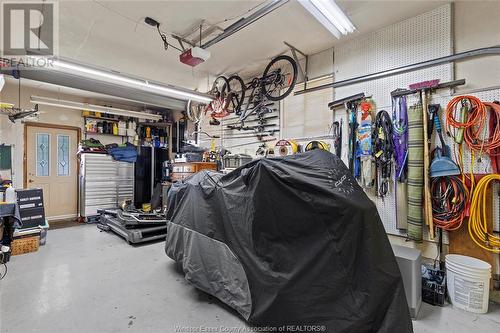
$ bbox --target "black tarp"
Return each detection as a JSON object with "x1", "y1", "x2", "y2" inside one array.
[{"x1": 165, "y1": 150, "x2": 413, "y2": 332}]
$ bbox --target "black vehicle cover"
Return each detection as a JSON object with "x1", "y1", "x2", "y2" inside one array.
[{"x1": 165, "y1": 150, "x2": 413, "y2": 332}]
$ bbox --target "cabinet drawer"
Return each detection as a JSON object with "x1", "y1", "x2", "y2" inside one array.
[
  {"x1": 195, "y1": 163, "x2": 217, "y2": 171},
  {"x1": 172, "y1": 165, "x2": 184, "y2": 173},
  {"x1": 183, "y1": 165, "x2": 196, "y2": 173},
  {"x1": 171, "y1": 173, "x2": 193, "y2": 182}
]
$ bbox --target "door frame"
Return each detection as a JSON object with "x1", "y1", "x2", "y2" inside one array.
[{"x1": 23, "y1": 122, "x2": 82, "y2": 218}]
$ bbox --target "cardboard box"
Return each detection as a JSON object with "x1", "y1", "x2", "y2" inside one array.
[{"x1": 11, "y1": 236, "x2": 40, "y2": 255}]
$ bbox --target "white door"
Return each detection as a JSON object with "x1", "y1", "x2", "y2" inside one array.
[{"x1": 26, "y1": 124, "x2": 79, "y2": 220}]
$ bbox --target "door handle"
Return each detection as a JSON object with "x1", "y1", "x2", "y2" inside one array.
[{"x1": 28, "y1": 179, "x2": 34, "y2": 183}]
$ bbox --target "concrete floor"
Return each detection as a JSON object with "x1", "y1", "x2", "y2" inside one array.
[{"x1": 1, "y1": 225, "x2": 499, "y2": 333}]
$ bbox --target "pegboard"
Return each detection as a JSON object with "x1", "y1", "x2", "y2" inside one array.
[
  {"x1": 333, "y1": 4, "x2": 453, "y2": 110},
  {"x1": 199, "y1": 100, "x2": 281, "y2": 155},
  {"x1": 429, "y1": 87, "x2": 500, "y2": 175},
  {"x1": 332, "y1": 4, "x2": 453, "y2": 242}
]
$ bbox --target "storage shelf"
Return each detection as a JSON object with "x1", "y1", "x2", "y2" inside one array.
[
  {"x1": 137, "y1": 122, "x2": 172, "y2": 128},
  {"x1": 84, "y1": 132, "x2": 130, "y2": 138},
  {"x1": 84, "y1": 115, "x2": 124, "y2": 122}
]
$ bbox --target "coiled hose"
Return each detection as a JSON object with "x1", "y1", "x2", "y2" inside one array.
[
  {"x1": 430, "y1": 176, "x2": 468, "y2": 231},
  {"x1": 469, "y1": 174, "x2": 500, "y2": 253}
]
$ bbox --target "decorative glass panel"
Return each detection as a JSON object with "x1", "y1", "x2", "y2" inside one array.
[
  {"x1": 57, "y1": 135, "x2": 70, "y2": 176},
  {"x1": 36, "y1": 133, "x2": 49, "y2": 176}
]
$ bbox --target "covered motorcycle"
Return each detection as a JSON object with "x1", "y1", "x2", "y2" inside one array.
[{"x1": 165, "y1": 150, "x2": 412, "y2": 332}]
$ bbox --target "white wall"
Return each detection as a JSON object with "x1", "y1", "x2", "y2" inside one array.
[{"x1": 454, "y1": 1, "x2": 500, "y2": 92}]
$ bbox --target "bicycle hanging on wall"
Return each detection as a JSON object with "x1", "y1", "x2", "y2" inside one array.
[{"x1": 187, "y1": 55, "x2": 298, "y2": 126}]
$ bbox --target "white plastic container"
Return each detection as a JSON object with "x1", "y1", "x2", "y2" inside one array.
[
  {"x1": 5, "y1": 186, "x2": 16, "y2": 203},
  {"x1": 445, "y1": 254, "x2": 491, "y2": 314},
  {"x1": 118, "y1": 120, "x2": 127, "y2": 136}
]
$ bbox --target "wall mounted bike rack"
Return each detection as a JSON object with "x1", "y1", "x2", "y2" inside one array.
[
  {"x1": 284, "y1": 41, "x2": 308, "y2": 90},
  {"x1": 294, "y1": 45, "x2": 500, "y2": 95}
]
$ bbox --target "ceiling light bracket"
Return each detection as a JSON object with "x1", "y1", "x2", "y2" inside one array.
[{"x1": 284, "y1": 41, "x2": 308, "y2": 89}]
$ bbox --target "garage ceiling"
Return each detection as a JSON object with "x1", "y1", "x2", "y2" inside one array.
[{"x1": 17, "y1": 0, "x2": 448, "y2": 101}]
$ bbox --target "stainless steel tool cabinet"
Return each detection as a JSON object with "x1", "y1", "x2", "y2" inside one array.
[{"x1": 79, "y1": 154, "x2": 134, "y2": 218}]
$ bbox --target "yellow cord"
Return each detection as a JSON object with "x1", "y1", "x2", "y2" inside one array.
[{"x1": 468, "y1": 174, "x2": 500, "y2": 253}]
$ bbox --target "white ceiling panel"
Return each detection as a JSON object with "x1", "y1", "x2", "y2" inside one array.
[{"x1": 18, "y1": 0, "x2": 449, "y2": 99}]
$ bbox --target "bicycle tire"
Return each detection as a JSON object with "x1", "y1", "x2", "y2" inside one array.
[
  {"x1": 211, "y1": 76, "x2": 229, "y2": 98},
  {"x1": 262, "y1": 55, "x2": 297, "y2": 101},
  {"x1": 186, "y1": 100, "x2": 203, "y2": 123},
  {"x1": 227, "y1": 75, "x2": 246, "y2": 113}
]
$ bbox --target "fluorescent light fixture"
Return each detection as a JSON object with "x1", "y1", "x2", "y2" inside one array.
[
  {"x1": 30, "y1": 95, "x2": 163, "y2": 121},
  {"x1": 43, "y1": 59, "x2": 213, "y2": 104},
  {"x1": 298, "y1": 0, "x2": 355, "y2": 38}
]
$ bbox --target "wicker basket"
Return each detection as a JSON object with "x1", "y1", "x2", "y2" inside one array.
[{"x1": 11, "y1": 236, "x2": 40, "y2": 255}]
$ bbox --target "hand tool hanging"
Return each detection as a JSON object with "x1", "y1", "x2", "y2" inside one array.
[
  {"x1": 392, "y1": 92, "x2": 409, "y2": 182},
  {"x1": 391, "y1": 91, "x2": 409, "y2": 230},
  {"x1": 332, "y1": 119, "x2": 342, "y2": 158},
  {"x1": 357, "y1": 99, "x2": 374, "y2": 188},
  {"x1": 412, "y1": 80, "x2": 438, "y2": 240},
  {"x1": 328, "y1": 93, "x2": 365, "y2": 173},
  {"x1": 429, "y1": 104, "x2": 461, "y2": 178},
  {"x1": 373, "y1": 110, "x2": 394, "y2": 198},
  {"x1": 429, "y1": 103, "x2": 465, "y2": 268},
  {"x1": 393, "y1": 79, "x2": 466, "y2": 240},
  {"x1": 347, "y1": 100, "x2": 360, "y2": 175}
]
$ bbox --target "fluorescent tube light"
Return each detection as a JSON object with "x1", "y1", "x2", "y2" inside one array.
[
  {"x1": 299, "y1": 0, "x2": 355, "y2": 38},
  {"x1": 47, "y1": 59, "x2": 213, "y2": 104},
  {"x1": 30, "y1": 95, "x2": 163, "y2": 121}
]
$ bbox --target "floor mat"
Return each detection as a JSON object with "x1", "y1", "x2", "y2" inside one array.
[{"x1": 49, "y1": 218, "x2": 83, "y2": 230}]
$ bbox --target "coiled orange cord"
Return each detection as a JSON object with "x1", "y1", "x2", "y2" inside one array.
[
  {"x1": 466, "y1": 102, "x2": 500, "y2": 154},
  {"x1": 445, "y1": 95, "x2": 486, "y2": 134},
  {"x1": 445, "y1": 96, "x2": 484, "y2": 198}
]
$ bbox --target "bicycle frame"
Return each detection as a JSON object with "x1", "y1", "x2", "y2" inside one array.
[{"x1": 239, "y1": 71, "x2": 280, "y2": 121}]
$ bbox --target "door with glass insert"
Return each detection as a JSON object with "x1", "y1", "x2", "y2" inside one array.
[{"x1": 26, "y1": 125, "x2": 78, "y2": 220}]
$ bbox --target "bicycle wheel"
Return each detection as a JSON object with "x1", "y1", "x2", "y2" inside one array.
[
  {"x1": 211, "y1": 76, "x2": 229, "y2": 98},
  {"x1": 186, "y1": 100, "x2": 203, "y2": 123},
  {"x1": 262, "y1": 55, "x2": 297, "y2": 101},
  {"x1": 227, "y1": 75, "x2": 246, "y2": 112}
]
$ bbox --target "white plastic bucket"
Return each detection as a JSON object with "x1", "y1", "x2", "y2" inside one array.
[{"x1": 445, "y1": 254, "x2": 491, "y2": 314}]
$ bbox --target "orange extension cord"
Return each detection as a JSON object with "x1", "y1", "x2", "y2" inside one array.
[
  {"x1": 445, "y1": 95, "x2": 487, "y2": 135},
  {"x1": 445, "y1": 96, "x2": 484, "y2": 197},
  {"x1": 466, "y1": 102, "x2": 500, "y2": 154}
]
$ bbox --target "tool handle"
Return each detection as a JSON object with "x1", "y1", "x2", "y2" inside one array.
[
  {"x1": 422, "y1": 93, "x2": 435, "y2": 239},
  {"x1": 455, "y1": 106, "x2": 467, "y2": 144},
  {"x1": 434, "y1": 113, "x2": 442, "y2": 132}
]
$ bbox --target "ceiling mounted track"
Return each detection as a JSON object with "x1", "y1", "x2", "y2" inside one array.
[
  {"x1": 294, "y1": 46, "x2": 500, "y2": 95},
  {"x1": 202, "y1": 0, "x2": 289, "y2": 49}
]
